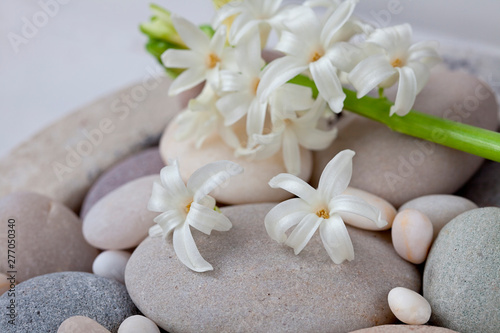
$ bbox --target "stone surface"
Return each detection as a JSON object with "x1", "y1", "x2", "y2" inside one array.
[
  {"x1": 118, "y1": 315, "x2": 160, "y2": 333},
  {"x1": 350, "y1": 325, "x2": 458, "y2": 332},
  {"x1": 391, "y1": 209, "x2": 434, "y2": 264},
  {"x1": 457, "y1": 159, "x2": 500, "y2": 207},
  {"x1": 80, "y1": 147, "x2": 164, "y2": 219},
  {"x1": 312, "y1": 65, "x2": 499, "y2": 207},
  {"x1": 83, "y1": 175, "x2": 159, "y2": 250},
  {"x1": 424, "y1": 207, "x2": 500, "y2": 333},
  {"x1": 159, "y1": 121, "x2": 313, "y2": 204},
  {"x1": 58, "y1": 316, "x2": 111, "y2": 333},
  {"x1": 92, "y1": 250, "x2": 131, "y2": 284},
  {"x1": 126, "y1": 203, "x2": 421, "y2": 333},
  {"x1": 341, "y1": 187, "x2": 396, "y2": 231},
  {"x1": 0, "y1": 78, "x2": 199, "y2": 211},
  {"x1": 0, "y1": 192, "x2": 98, "y2": 282},
  {"x1": 0, "y1": 273, "x2": 10, "y2": 296},
  {"x1": 388, "y1": 287, "x2": 431, "y2": 325},
  {"x1": 399, "y1": 194, "x2": 478, "y2": 240},
  {"x1": 0, "y1": 272, "x2": 138, "y2": 333}
]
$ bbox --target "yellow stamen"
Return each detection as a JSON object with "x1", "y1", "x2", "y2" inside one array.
[
  {"x1": 310, "y1": 49, "x2": 325, "y2": 63},
  {"x1": 185, "y1": 202, "x2": 193, "y2": 213},
  {"x1": 206, "y1": 53, "x2": 220, "y2": 69},
  {"x1": 391, "y1": 58, "x2": 403, "y2": 68},
  {"x1": 316, "y1": 209, "x2": 330, "y2": 219}
]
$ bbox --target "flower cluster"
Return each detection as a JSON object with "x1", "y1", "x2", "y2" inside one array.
[{"x1": 156, "y1": 0, "x2": 440, "y2": 176}]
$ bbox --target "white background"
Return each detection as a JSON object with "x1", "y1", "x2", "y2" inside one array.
[{"x1": 1, "y1": 0, "x2": 499, "y2": 157}]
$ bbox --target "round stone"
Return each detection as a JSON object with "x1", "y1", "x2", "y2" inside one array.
[
  {"x1": 125, "y1": 204, "x2": 421, "y2": 332},
  {"x1": 83, "y1": 175, "x2": 160, "y2": 250},
  {"x1": 0, "y1": 192, "x2": 98, "y2": 282},
  {"x1": 118, "y1": 315, "x2": 160, "y2": 333},
  {"x1": 350, "y1": 325, "x2": 459, "y2": 332},
  {"x1": 92, "y1": 250, "x2": 132, "y2": 284},
  {"x1": 0, "y1": 272, "x2": 139, "y2": 333},
  {"x1": 58, "y1": 316, "x2": 111, "y2": 333},
  {"x1": 424, "y1": 207, "x2": 500, "y2": 333},
  {"x1": 388, "y1": 287, "x2": 431, "y2": 325}
]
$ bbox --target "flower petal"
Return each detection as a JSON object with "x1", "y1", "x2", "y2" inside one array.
[
  {"x1": 406, "y1": 61, "x2": 430, "y2": 93},
  {"x1": 296, "y1": 127, "x2": 338, "y2": 151},
  {"x1": 172, "y1": 15, "x2": 210, "y2": 51},
  {"x1": 275, "y1": 31, "x2": 303, "y2": 57},
  {"x1": 152, "y1": 210, "x2": 184, "y2": 238},
  {"x1": 348, "y1": 54, "x2": 396, "y2": 98},
  {"x1": 162, "y1": 49, "x2": 202, "y2": 69},
  {"x1": 390, "y1": 66, "x2": 417, "y2": 116},
  {"x1": 216, "y1": 92, "x2": 252, "y2": 126},
  {"x1": 173, "y1": 223, "x2": 213, "y2": 272},
  {"x1": 148, "y1": 181, "x2": 175, "y2": 212},
  {"x1": 282, "y1": 129, "x2": 301, "y2": 175},
  {"x1": 265, "y1": 198, "x2": 311, "y2": 242},
  {"x1": 168, "y1": 67, "x2": 206, "y2": 96},
  {"x1": 319, "y1": 214, "x2": 354, "y2": 264},
  {"x1": 285, "y1": 213, "x2": 323, "y2": 255},
  {"x1": 309, "y1": 57, "x2": 345, "y2": 112},
  {"x1": 159, "y1": 162, "x2": 189, "y2": 198},
  {"x1": 320, "y1": 0, "x2": 356, "y2": 46},
  {"x1": 186, "y1": 202, "x2": 232, "y2": 235},
  {"x1": 268, "y1": 173, "x2": 318, "y2": 206},
  {"x1": 329, "y1": 195, "x2": 387, "y2": 228},
  {"x1": 210, "y1": 26, "x2": 227, "y2": 55},
  {"x1": 246, "y1": 99, "x2": 268, "y2": 137},
  {"x1": 318, "y1": 149, "x2": 355, "y2": 199}
]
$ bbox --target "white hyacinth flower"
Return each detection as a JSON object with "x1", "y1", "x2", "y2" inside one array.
[
  {"x1": 161, "y1": 15, "x2": 228, "y2": 95},
  {"x1": 257, "y1": 1, "x2": 361, "y2": 113},
  {"x1": 148, "y1": 160, "x2": 243, "y2": 272},
  {"x1": 348, "y1": 24, "x2": 441, "y2": 116},
  {"x1": 264, "y1": 149, "x2": 387, "y2": 264}
]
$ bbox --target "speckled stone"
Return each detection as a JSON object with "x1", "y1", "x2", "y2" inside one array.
[
  {"x1": 312, "y1": 65, "x2": 499, "y2": 207},
  {"x1": 457, "y1": 159, "x2": 500, "y2": 207},
  {"x1": 0, "y1": 272, "x2": 139, "y2": 333},
  {"x1": 126, "y1": 204, "x2": 421, "y2": 333},
  {"x1": 80, "y1": 147, "x2": 164, "y2": 219},
  {"x1": 423, "y1": 207, "x2": 500, "y2": 333},
  {"x1": 58, "y1": 316, "x2": 111, "y2": 333},
  {"x1": 349, "y1": 325, "x2": 458, "y2": 332},
  {"x1": 0, "y1": 192, "x2": 98, "y2": 282},
  {"x1": 399, "y1": 194, "x2": 478, "y2": 240}
]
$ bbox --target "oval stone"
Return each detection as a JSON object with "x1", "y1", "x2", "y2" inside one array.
[
  {"x1": 125, "y1": 204, "x2": 421, "y2": 333},
  {"x1": 159, "y1": 121, "x2": 313, "y2": 205},
  {"x1": 92, "y1": 250, "x2": 132, "y2": 284},
  {"x1": 424, "y1": 207, "x2": 500, "y2": 333},
  {"x1": 0, "y1": 192, "x2": 98, "y2": 282},
  {"x1": 399, "y1": 194, "x2": 478, "y2": 240},
  {"x1": 58, "y1": 316, "x2": 111, "y2": 333},
  {"x1": 312, "y1": 65, "x2": 498, "y2": 207},
  {"x1": 118, "y1": 315, "x2": 160, "y2": 333},
  {"x1": 0, "y1": 272, "x2": 139, "y2": 333},
  {"x1": 388, "y1": 287, "x2": 431, "y2": 325},
  {"x1": 80, "y1": 147, "x2": 164, "y2": 219},
  {"x1": 83, "y1": 175, "x2": 159, "y2": 250}
]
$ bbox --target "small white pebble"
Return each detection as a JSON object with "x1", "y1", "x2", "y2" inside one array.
[
  {"x1": 92, "y1": 250, "x2": 131, "y2": 284},
  {"x1": 388, "y1": 287, "x2": 431, "y2": 325},
  {"x1": 391, "y1": 209, "x2": 433, "y2": 264},
  {"x1": 118, "y1": 315, "x2": 160, "y2": 333}
]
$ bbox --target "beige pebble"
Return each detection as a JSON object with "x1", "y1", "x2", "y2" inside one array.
[
  {"x1": 388, "y1": 287, "x2": 431, "y2": 325},
  {"x1": 392, "y1": 209, "x2": 433, "y2": 264},
  {"x1": 83, "y1": 175, "x2": 160, "y2": 250},
  {"x1": 340, "y1": 187, "x2": 396, "y2": 230},
  {"x1": 118, "y1": 315, "x2": 160, "y2": 333},
  {"x1": 92, "y1": 250, "x2": 131, "y2": 284},
  {"x1": 57, "y1": 316, "x2": 110, "y2": 333}
]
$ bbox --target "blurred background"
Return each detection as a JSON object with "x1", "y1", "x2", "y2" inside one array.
[{"x1": 1, "y1": 0, "x2": 499, "y2": 157}]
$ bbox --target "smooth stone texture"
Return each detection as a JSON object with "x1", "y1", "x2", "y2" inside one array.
[
  {"x1": 81, "y1": 147, "x2": 164, "y2": 219},
  {"x1": 388, "y1": 287, "x2": 431, "y2": 325},
  {"x1": 312, "y1": 65, "x2": 499, "y2": 207},
  {"x1": 0, "y1": 78, "x2": 199, "y2": 211},
  {"x1": 0, "y1": 272, "x2": 139, "y2": 333},
  {"x1": 399, "y1": 194, "x2": 478, "y2": 240},
  {"x1": 424, "y1": 207, "x2": 500, "y2": 333},
  {"x1": 126, "y1": 203, "x2": 421, "y2": 333},
  {"x1": 118, "y1": 315, "x2": 160, "y2": 333},
  {"x1": 58, "y1": 316, "x2": 111, "y2": 333},
  {"x1": 392, "y1": 209, "x2": 434, "y2": 264},
  {"x1": 350, "y1": 325, "x2": 459, "y2": 332},
  {"x1": 458, "y1": 159, "x2": 500, "y2": 207},
  {"x1": 159, "y1": 121, "x2": 313, "y2": 204},
  {"x1": 341, "y1": 187, "x2": 396, "y2": 230},
  {"x1": 0, "y1": 192, "x2": 98, "y2": 282},
  {"x1": 83, "y1": 175, "x2": 159, "y2": 250},
  {"x1": 92, "y1": 250, "x2": 132, "y2": 284}
]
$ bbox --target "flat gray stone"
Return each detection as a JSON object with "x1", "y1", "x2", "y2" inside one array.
[
  {"x1": 423, "y1": 207, "x2": 500, "y2": 333},
  {"x1": 0, "y1": 272, "x2": 139, "y2": 333},
  {"x1": 126, "y1": 203, "x2": 421, "y2": 333}
]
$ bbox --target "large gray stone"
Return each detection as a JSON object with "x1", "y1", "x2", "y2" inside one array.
[
  {"x1": 0, "y1": 272, "x2": 139, "y2": 333},
  {"x1": 312, "y1": 65, "x2": 498, "y2": 207},
  {"x1": 349, "y1": 325, "x2": 458, "y2": 332},
  {"x1": 423, "y1": 207, "x2": 500, "y2": 333},
  {"x1": 126, "y1": 203, "x2": 421, "y2": 333}
]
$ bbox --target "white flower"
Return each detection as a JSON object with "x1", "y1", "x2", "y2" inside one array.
[
  {"x1": 264, "y1": 149, "x2": 387, "y2": 264},
  {"x1": 257, "y1": 1, "x2": 361, "y2": 113},
  {"x1": 161, "y1": 15, "x2": 228, "y2": 95},
  {"x1": 348, "y1": 24, "x2": 441, "y2": 116},
  {"x1": 148, "y1": 160, "x2": 243, "y2": 272}
]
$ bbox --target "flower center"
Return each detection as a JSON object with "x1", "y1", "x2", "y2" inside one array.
[
  {"x1": 206, "y1": 53, "x2": 221, "y2": 69},
  {"x1": 391, "y1": 58, "x2": 404, "y2": 68},
  {"x1": 251, "y1": 77, "x2": 260, "y2": 96},
  {"x1": 309, "y1": 48, "x2": 325, "y2": 63},
  {"x1": 316, "y1": 208, "x2": 330, "y2": 219},
  {"x1": 185, "y1": 201, "x2": 193, "y2": 213}
]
